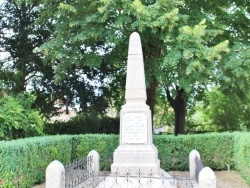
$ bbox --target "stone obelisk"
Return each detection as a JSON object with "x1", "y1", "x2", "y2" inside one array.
[{"x1": 111, "y1": 32, "x2": 160, "y2": 176}]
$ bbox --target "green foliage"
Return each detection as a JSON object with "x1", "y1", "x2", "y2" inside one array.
[
  {"x1": 221, "y1": 43, "x2": 250, "y2": 90},
  {"x1": 162, "y1": 19, "x2": 229, "y2": 94},
  {"x1": 44, "y1": 113, "x2": 119, "y2": 135},
  {"x1": 0, "y1": 0, "x2": 51, "y2": 94},
  {"x1": 234, "y1": 133, "x2": 250, "y2": 185},
  {"x1": 59, "y1": 3, "x2": 77, "y2": 13},
  {"x1": 0, "y1": 0, "x2": 108, "y2": 117},
  {"x1": 189, "y1": 87, "x2": 250, "y2": 132},
  {"x1": 0, "y1": 172, "x2": 15, "y2": 188},
  {"x1": 0, "y1": 93, "x2": 43, "y2": 140},
  {"x1": 154, "y1": 94, "x2": 175, "y2": 128},
  {"x1": 0, "y1": 135, "x2": 72, "y2": 187},
  {"x1": 0, "y1": 0, "x2": 57, "y2": 116}
]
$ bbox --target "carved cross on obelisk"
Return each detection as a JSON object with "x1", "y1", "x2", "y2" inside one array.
[{"x1": 111, "y1": 32, "x2": 160, "y2": 176}]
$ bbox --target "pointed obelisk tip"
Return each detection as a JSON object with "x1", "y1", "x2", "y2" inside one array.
[
  {"x1": 125, "y1": 32, "x2": 146, "y2": 102},
  {"x1": 130, "y1": 32, "x2": 140, "y2": 39},
  {"x1": 128, "y1": 32, "x2": 143, "y2": 55}
]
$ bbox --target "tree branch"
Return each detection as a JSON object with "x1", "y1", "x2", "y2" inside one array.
[{"x1": 164, "y1": 85, "x2": 176, "y2": 111}]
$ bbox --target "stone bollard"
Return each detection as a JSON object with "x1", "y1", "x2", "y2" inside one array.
[
  {"x1": 189, "y1": 149, "x2": 201, "y2": 179},
  {"x1": 87, "y1": 150, "x2": 100, "y2": 177},
  {"x1": 46, "y1": 160, "x2": 65, "y2": 188},
  {"x1": 199, "y1": 167, "x2": 216, "y2": 188}
]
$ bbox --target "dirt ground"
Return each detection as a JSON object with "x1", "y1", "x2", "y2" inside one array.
[
  {"x1": 215, "y1": 171, "x2": 249, "y2": 188},
  {"x1": 33, "y1": 170, "x2": 249, "y2": 188}
]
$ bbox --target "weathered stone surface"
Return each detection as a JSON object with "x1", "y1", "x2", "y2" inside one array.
[
  {"x1": 125, "y1": 32, "x2": 147, "y2": 103},
  {"x1": 46, "y1": 160, "x2": 65, "y2": 188},
  {"x1": 88, "y1": 150, "x2": 100, "y2": 176},
  {"x1": 199, "y1": 167, "x2": 216, "y2": 188}
]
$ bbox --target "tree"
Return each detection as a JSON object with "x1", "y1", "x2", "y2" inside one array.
[
  {"x1": 162, "y1": 20, "x2": 229, "y2": 135},
  {"x1": 37, "y1": 0, "x2": 183, "y2": 115},
  {"x1": 0, "y1": 0, "x2": 59, "y2": 116},
  {"x1": 0, "y1": 0, "x2": 47, "y2": 93},
  {"x1": 0, "y1": 0, "x2": 110, "y2": 117},
  {"x1": 38, "y1": 0, "x2": 235, "y2": 134}
]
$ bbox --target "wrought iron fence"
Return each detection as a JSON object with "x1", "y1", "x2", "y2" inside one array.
[
  {"x1": 43, "y1": 152, "x2": 200, "y2": 188},
  {"x1": 63, "y1": 155, "x2": 94, "y2": 188},
  {"x1": 62, "y1": 166, "x2": 197, "y2": 188}
]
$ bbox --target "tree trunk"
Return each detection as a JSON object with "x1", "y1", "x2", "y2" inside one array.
[
  {"x1": 65, "y1": 100, "x2": 69, "y2": 114},
  {"x1": 146, "y1": 76, "x2": 158, "y2": 129},
  {"x1": 165, "y1": 86, "x2": 187, "y2": 135},
  {"x1": 174, "y1": 101, "x2": 186, "y2": 135}
]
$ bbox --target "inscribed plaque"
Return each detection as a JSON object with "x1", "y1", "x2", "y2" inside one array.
[{"x1": 121, "y1": 112, "x2": 147, "y2": 144}]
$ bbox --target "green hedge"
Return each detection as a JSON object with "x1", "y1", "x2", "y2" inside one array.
[
  {"x1": 44, "y1": 115, "x2": 119, "y2": 135},
  {"x1": 0, "y1": 135, "x2": 72, "y2": 187},
  {"x1": 0, "y1": 132, "x2": 249, "y2": 187},
  {"x1": 234, "y1": 133, "x2": 250, "y2": 185},
  {"x1": 155, "y1": 133, "x2": 235, "y2": 171},
  {"x1": 71, "y1": 134, "x2": 119, "y2": 170}
]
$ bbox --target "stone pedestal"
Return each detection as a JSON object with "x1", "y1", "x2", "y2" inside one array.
[
  {"x1": 111, "y1": 104, "x2": 160, "y2": 176},
  {"x1": 111, "y1": 32, "x2": 160, "y2": 176}
]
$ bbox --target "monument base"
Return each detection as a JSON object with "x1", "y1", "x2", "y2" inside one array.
[{"x1": 111, "y1": 144, "x2": 160, "y2": 176}]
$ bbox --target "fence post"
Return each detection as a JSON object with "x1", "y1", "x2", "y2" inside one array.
[
  {"x1": 46, "y1": 160, "x2": 65, "y2": 188},
  {"x1": 87, "y1": 150, "x2": 100, "y2": 177},
  {"x1": 189, "y1": 149, "x2": 201, "y2": 179},
  {"x1": 199, "y1": 167, "x2": 216, "y2": 188}
]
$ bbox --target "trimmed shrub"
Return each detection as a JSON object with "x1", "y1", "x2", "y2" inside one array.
[
  {"x1": 234, "y1": 132, "x2": 250, "y2": 185},
  {"x1": 0, "y1": 135, "x2": 72, "y2": 187},
  {"x1": 71, "y1": 134, "x2": 119, "y2": 170},
  {"x1": 155, "y1": 133, "x2": 235, "y2": 171},
  {"x1": 44, "y1": 114, "x2": 119, "y2": 135}
]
